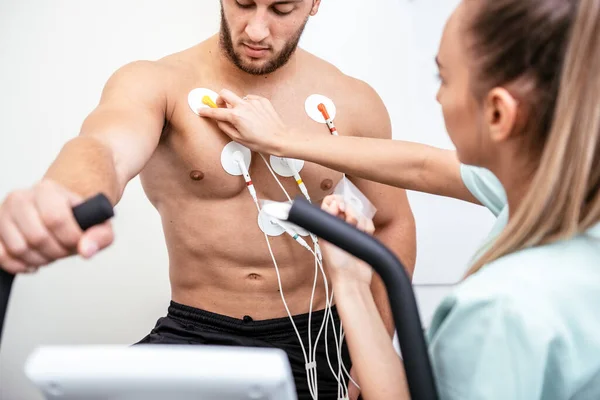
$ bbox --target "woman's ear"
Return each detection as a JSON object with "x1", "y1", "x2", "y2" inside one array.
[
  {"x1": 484, "y1": 87, "x2": 519, "y2": 143},
  {"x1": 310, "y1": 0, "x2": 322, "y2": 16}
]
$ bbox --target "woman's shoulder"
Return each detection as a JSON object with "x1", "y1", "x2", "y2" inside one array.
[
  {"x1": 429, "y1": 226, "x2": 600, "y2": 348},
  {"x1": 459, "y1": 164, "x2": 507, "y2": 216},
  {"x1": 427, "y1": 228, "x2": 600, "y2": 399},
  {"x1": 451, "y1": 230, "x2": 598, "y2": 308}
]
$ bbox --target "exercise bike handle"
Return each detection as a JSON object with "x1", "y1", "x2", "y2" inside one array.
[
  {"x1": 287, "y1": 196, "x2": 439, "y2": 400},
  {"x1": 0, "y1": 193, "x2": 114, "y2": 344}
]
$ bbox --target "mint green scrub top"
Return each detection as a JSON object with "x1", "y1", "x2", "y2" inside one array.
[{"x1": 426, "y1": 165, "x2": 600, "y2": 399}]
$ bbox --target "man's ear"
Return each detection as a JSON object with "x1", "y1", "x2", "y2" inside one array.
[
  {"x1": 310, "y1": 0, "x2": 322, "y2": 16},
  {"x1": 484, "y1": 87, "x2": 519, "y2": 144}
]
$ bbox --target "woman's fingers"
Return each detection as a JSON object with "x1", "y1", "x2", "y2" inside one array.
[
  {"x1": 217, "y1": 89, "x2": 246, "y2": 107},
  {"x1": 322, "y1": 195, "x2": 375, "y2": 235},
  {"x1": 365, "y1": 218, "x2": 375, "y2": 235},
  {"x1": 216, "y1": 121, "x2": 241, "y2": 140}
]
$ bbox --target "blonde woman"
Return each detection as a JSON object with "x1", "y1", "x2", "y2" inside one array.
[{"x1": 200, "y1": 0, "x2": 600, "y2": 398}]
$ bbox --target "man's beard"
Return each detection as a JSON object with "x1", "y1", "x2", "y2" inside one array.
[{"x1": 219, "y1": 6, "x2": 308, "y2": 75}]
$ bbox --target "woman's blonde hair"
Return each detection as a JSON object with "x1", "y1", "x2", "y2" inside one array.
[{"x1": 466, "y1": 0, "x2": 600, "y2": 275}]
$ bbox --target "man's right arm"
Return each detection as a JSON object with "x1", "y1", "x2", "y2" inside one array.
[
  {"x1": 0, "y1": 61, "x2": 169, "y2": 273},
  {"x1": 45, "y1": 60, "x2": 169, "y2": 204}
]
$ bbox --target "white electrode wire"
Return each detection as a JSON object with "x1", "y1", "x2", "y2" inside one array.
[
  {"x1": 313, "y1": 260, "x2": 346, "y2": 393},
  {"x1": 324, "y1": 287, "x2": 362, "y2": 397},
  {"x1": 323, "y1": 291, "x2": 344, "y2": 392},
  {"x1": 259, "y1": 154, "x2": 346, "y2": 398},
  {"x1": 258, "y1": 154, "x2": 326, "y2": 399},
  {"x1": 327, "y1": 289, "x2": 349, "y2": 398},
  {"x1": 239, "y1": 159, "x2": 317, "y2": 399},
  {"x1": 307, "y1": 254, "x2": 319, "y2": 397},
  {"x1": 290, "y1": 168, "x2": 311, "y2": 203},
  {"x1": 260, "y1": 153, "x2": 293, "y2": 202},
  {"x1": 311, "y1": 235, "x2": 359, "y2": 398},
  {"x1": 259, "y1": 153, "x2": 324, "y2": 331},
  {"x1": 306, "y1": 245, "x2": 348, "y2": 398},
  {"x1": 305, "y1": 244, "x2": 342, "y2": 399},
  {"x1": 257, "y1": 199, "x2": 317, "y2": 399},
  {"x1": 259, "y1": 154, "x2": 322, "y2": 260},
  {"x1": 338, "y1": 320, "x2": 346, "y2": 399}
]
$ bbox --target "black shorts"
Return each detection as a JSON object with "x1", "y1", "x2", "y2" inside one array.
[{"x1": 136, "y1": 301, "x2": 353, "y2": 400}]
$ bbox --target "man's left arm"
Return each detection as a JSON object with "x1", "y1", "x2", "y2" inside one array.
[{"x1": 345, "y1": 79, "x2": 417, "y2": 336}]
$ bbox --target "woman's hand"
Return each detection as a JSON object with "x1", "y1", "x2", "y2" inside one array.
[
  {"x1": 198, "y1": 89, "x2": 295, "y2": 156},
  {"x1": 320, "y1": 195, "x2": 375, "y2": 287}
]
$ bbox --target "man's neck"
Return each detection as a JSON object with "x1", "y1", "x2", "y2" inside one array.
[{"x1": 210, "y1": 35, "x2": 300, "y2": 97}]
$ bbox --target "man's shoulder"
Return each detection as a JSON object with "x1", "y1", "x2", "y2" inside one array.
[
  {"x1": 155, "y1": 43, "x2": 207, "y2": 72},
  {"x1": 301, "y1": 50, "x2": 376, "y2": 94},
  {"x1": 110, "y1": 43, "x2": 205, "y2": 85},
  {"x1": 106, "y1": 59, "x2": 183, "y2": 90},
  {"x1": 299, "y1": 50, "x2": 389, "y2": 138}
]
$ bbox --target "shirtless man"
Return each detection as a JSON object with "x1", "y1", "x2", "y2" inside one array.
[{"x1": 0, "y1": 1, "x2": 415, "y2": 398}]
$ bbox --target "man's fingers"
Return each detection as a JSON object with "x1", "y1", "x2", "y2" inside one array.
[
  {"x1": 0, "y1": 218, "x2": 48, "y2": 267},
  {"x1": 78, "y1": 221, "x2": 114, "y2": 259},
  {"x1": 35, "y1": 184, "x2": 83, "y2": 250},
  {"x1": 0, "y1": 240, "x2": 28, "y2": 274},
  {"x1": 12, "y1": 200, "x2": 69, "y2": 261},
  {"x1": 0, "y1": 219, "x2": 28, "y2": 262},
  {"x1": 55, "y1": 183, "x2": 84, "y2": 208}
]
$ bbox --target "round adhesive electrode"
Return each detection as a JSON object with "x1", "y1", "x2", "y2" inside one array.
[
  {"x1": 257, "y1": 208, "x2": 286, "y2": 237},
  {"x1": 221, "y1": 142, "x2": 252, "y2": 176},
  {"x1": 269, "y1": 156, "x2": 305, "y2": 177},
  {"x1": 292, "y1": 223, "x2": 310, "y2": 237},
  {"x1": 305, "y1": 94, "x2": 337, "y2": 124},
  {"x1": 188, "y1": 88, "x2": 219, "y2": 115}
]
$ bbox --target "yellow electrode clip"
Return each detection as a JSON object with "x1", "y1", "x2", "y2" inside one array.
[{"x1": 202, "y1": 95, "x2": 218, "y2": 109}]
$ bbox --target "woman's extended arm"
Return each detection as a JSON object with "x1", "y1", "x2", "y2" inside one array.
[
  {"x1": 284, "y1": 134, "x2": 476, "y2": 203},
  {"x1": 199, "y1": 90, "x2": 477, "y2": 204},
  {"x1": 334, "y1": 279, "x2": 410, "y2": 400}
]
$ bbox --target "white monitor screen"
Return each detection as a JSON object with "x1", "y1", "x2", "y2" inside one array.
[{"x1": 25, "y1": 345, "x2": 297, "y2": 400}]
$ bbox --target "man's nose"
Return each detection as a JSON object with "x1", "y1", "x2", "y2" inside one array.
[{"x1": 245, "y1": 10, "x2": 270, "y2": 43}]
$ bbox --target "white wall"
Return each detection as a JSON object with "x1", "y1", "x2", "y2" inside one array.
[{"x1": 0, "y1": 1, "x2": 495, "y2": 398}]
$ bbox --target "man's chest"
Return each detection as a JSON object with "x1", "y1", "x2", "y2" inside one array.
[{"x1": 155, "y1": 83, "x2": 353, "y2": 203}]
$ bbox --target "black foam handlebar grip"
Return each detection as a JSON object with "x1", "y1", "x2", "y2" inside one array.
[
  {"x1": 72, "y1": 193, "x2": 114, "y2": 231},
  {"x1": 0, "y1": 193, "x2": 114, "y2": 345},
  {"x1": 287, "y1": 196, "x2": 439, "y2": 400}
]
